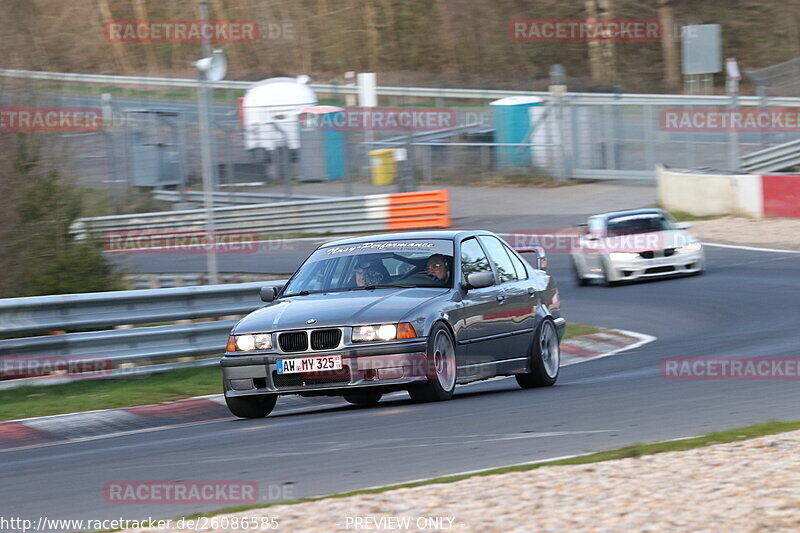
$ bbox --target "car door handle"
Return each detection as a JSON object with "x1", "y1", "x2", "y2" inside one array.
[
  {"x1": 496, "y1": 293, "x2": 505, "y2": 302},
  {"x1": 527, "y1": 287, "x2": 536, "y2": 296}
]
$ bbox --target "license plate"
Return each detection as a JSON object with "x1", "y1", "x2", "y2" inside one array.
[{"x1": 276, "y1": 355, "x2": 342, "y2": 374}]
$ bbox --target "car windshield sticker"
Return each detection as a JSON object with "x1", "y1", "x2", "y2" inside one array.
[{"x1": 319, "y1": 239, "x2": 453, "y2": 257}]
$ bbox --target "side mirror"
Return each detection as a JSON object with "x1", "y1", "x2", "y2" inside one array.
[
  {"x1": 260, "y1": 286, "x2": 278, "y2": 303},
  {"x1": 675, "y1": 222, "x2": 691, "y2": 230},
  {"x1": 465, "y1": 271, "x2": 495, "y2": 290},
  {"x1": 514, "y1": 245, "x2": 548, "y2": 271}
]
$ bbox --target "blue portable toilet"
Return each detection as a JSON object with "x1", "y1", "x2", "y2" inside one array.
[
  {"x1": 298, "y1": 105, "x2": 347, "y2": 181},
  {"x1": 490, "y1": 96, "x2": 543, "y2": 169}
]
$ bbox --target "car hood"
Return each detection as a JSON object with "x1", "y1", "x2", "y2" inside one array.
[{"x1": 232, "y1": 288, "x2": 449, "y2": 334}]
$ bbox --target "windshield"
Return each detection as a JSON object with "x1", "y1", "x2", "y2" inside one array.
[
  {"x1": 282, "y1": 239, "x2": 455, "y2": 295},
  {"x1": 605, "y1": 214, "x2": 675, "y2": 235}
]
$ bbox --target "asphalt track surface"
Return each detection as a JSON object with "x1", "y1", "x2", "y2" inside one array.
[{"x1": 5, "y1": 235, "x2": 800, "y2": 525}]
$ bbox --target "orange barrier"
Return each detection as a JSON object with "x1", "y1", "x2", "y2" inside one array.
[{"x1": 386, "y1": 190, "x2": 450, "y2": 230}]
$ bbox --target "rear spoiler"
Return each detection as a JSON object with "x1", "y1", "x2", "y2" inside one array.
[{"x1": 513, "y1": 245, "x2": 548, "y2": 271}]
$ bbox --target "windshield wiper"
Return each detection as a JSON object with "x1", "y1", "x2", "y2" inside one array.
[
  {"x1": 282, "y1": 287, "x2": 363, "y2": 297},
  {"x1": 280, "y1": 290, "x2": 316, "y2": 298},
  {"x1": 350, "y1": 284, "x2": 417, "y2": 291}
]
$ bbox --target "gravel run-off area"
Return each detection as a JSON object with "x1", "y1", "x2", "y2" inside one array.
[
  {"x1": 128, "y1": 429, "x2": 800, "y2": 532},
  {"x1": 688, "y1": 217, "x2": 800, "y2": 251}
]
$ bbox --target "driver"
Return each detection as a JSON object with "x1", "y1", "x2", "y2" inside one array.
[
  {"x1": 426, "y1": 254, "x2": 450, "y2": 284},
  {"x1": 354, "y1": 260, "x2": 387, "y2": 287}
]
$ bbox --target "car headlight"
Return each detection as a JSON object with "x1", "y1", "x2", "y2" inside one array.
[
  {"x1": 678, "y1": 242, "x2": 702, "y2": 253},
  {"x1": 352, "y1": 323, "x2": 417, "y2": 342},
  {"x1": 609, "y1": 252, "x2": 639, "y2": 261},
  {"x1": 228, "y1": 333, "x2": 272, "y2": 352}
]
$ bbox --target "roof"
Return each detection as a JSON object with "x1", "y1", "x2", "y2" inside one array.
[
  {"x1": 593, "y1": 208, "x2": 666, "y2": 220},
  {"x1": 321, "y1": 230, "x2": 493, "y2": 248}
]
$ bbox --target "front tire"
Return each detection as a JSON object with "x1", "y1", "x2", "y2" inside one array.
[
  {"x1": 225, "y1": 394, "x2": 277, "y2": 419},
  {"x1": 573, "y1": 259, "x2": 589, "y2": 286},
  {"x1": 516, "y1": 318, "x2": 560, "y2": 388},
  {"x1": 343, "y1": 390, "x2": 383, "y2": 406},
  {"x1": 408, "y1": 323, "x2": 457, "y2": 403}
]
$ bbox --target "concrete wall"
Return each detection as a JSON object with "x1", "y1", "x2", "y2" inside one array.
[
  {"x1": 658, "y1": 166, "x2": 742, "y2": 216},
  {"x1": 656, "y1": 166, "x2": 800, "y2": 218}
]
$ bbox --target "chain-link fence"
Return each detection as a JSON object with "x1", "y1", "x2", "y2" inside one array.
[{"x1": 3, "y1": 73, "x2": 800, "y2": 213}]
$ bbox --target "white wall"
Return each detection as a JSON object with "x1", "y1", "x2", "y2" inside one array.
[{"x1": 657, "y1": 166, "x2": 763, "y2": 218}]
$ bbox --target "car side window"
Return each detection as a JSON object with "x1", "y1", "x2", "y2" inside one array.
[
  {"x1": 477, "y1": 236, "x2": 517, "y2": 283},
  {"x1": 504, "y1": 244, "x2": 529, "y2": 278},
  {"x1": 460, "y1": 238, "x2": 492, "y2": 281}
]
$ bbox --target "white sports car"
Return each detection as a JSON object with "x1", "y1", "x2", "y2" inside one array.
[{"x1": 571, "y1": 208, "x2": 705, "y2": 286}]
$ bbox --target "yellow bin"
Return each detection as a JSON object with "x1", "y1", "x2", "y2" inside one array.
[{"x1": 368, "y1": 148, "x2": 397, "y2": 186}]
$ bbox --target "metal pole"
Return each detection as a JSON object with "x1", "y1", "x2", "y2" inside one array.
[
  {"x1": 727, "y1": 77, "x2": 740, "y2": 171},
  {"x1": 757, "y1": 83, "x2": 769, "y2": 148},
  {"x1": 198, "y1": 0, "x2": 211, "y2": 59},
  {"x1": 549, "y1": 64, "x2": 569, "y2": 181},
  {"x1": 197, "y1": 0, "x2": 218, "y2": 284}
]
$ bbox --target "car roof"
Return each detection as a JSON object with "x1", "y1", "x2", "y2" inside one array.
[
  {"x1": 321, "y1": 230, "x2": 495, "y2": 248},
  {"x1": 593, "y1": 208, "x2": 666, "y2": 220}
]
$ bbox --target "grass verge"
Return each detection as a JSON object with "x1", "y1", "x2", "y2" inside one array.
[
  {"x1": 563, "y1": 322, "x2": 601, "y2": 340},
  {"x1": 160, "y1": 419, "x2": 800, "y2": 525},
  {"x1": 2, "y1": 322, "x2": 600, "y2": 422},
  {"x1": 668, "y1": 210, "x2": 722, "y2": 222},
  {"x1": 0, "y1": 366, "x2": 222, "y2": 422}
]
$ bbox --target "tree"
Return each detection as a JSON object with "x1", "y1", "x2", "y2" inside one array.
[
  {"x1": 659, "y1": 0, "x2": 680, "y2": 90},
  {"x1": 0, "y1": 134, "x2": 122, "y2": 298}
]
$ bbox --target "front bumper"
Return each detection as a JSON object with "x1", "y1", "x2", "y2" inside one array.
[
  {"x1": 602, "y1": 249, "x2": 705, "y2": 282},
  {"x1": 221, "y1": 339, "x2": 428, "y2": 397}
]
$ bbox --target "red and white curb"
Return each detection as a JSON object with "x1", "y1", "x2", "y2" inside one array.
[
  {"x1": 0, "y1": 395, "x2": 230, "y2": 450},
  {"x1": 0, "y1": 329, "x2": 654, "y2": 451},
  {"x1": 561, "y1": 328, "x2": 656, "y2": 366}
]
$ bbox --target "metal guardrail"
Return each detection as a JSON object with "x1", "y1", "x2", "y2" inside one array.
[
  {"x1": 0, "y1": 320, "x2": 237, "y2": 360},
  {"x1": 739, "y1": 139, "x2": 800, "y2": 172},
  {"x1": 571, "y1": 169, "x2": 655, "y2": 180},
  {"x1": 71, "y1": 197, "x2": 390, "y2": 237},
  {"x1": 0, "y1": 281, "x2": 280, "y2": 337},
  {"x1": 4, "y1": 68, "x2": 800, "y2": 106},
  {"x1": 72, "y1": 190, "x2": 450, "y2": 239},
  {"x1": 125, "y1": 273, "x2": 286, "y2": 290},
  {"x1": 153, "y1": 190, "x2": 330, "y2": 205},
  {"x1": 0, "y1": 280, "x2": 287, "y2": 388}
]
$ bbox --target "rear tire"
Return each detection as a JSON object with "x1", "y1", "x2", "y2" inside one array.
[
  {"x1": 516, "y1": 319, "x2": 560, "y2": 388},
  {"x1": 343, "y1": 390, "x2": 383, "y2": 406},
  {"x1": 225, "y1": 394, "x2": 277, "y2": 419},
  {"x1": 408, "y1": 323, "x2": 457, "y2": 403}
]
